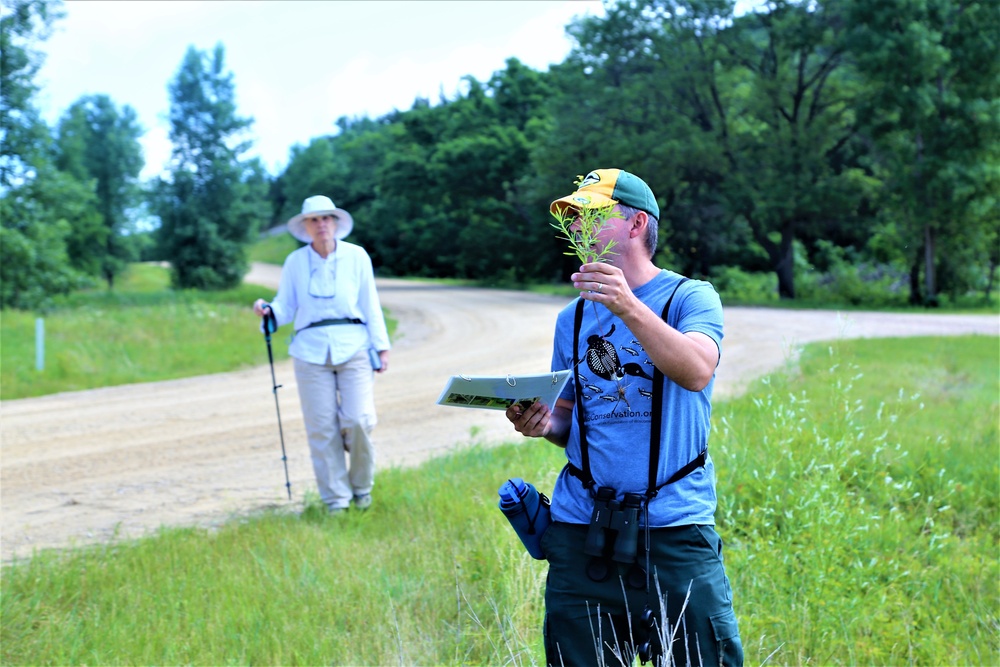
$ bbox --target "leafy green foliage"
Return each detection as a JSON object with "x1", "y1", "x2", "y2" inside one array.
[
  {"x1": 153, "y1": 44, "x2": 269, "y2": 290},
  {"x1": 54, "y1": 94, "x2": 145, "y2": 287},
  {"x1": 550, "y1": 201, "x2": 621, "y2": 264},
  {"x1": 710, "y1": 266, "x2": 779, "y2": 305},
  {"x1": 0, "y1": 165, "x2": 95, "y2": 310},
  {"x1": 795, "y1": 239, "x2": 910, "y2": 307},
  {"x1": 276, "y1": 58, "x2": 562, "y2": 284},
  {"x1": 0, "y1": 0, "x2": 98, "y2": 310},
  {"x1": 845, "y1": 0, "x2": 1000, "y2": 306},
  {"x1": 4, "y1": 0, "x2": 999, "y2": 309},
  {"x1": 0, "y1": 0, "x2": 62, "y2": 188}
]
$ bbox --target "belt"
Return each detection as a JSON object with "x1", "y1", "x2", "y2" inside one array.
[{"x1": 296, "y1": 318, "x2": 364, "y2": 333}]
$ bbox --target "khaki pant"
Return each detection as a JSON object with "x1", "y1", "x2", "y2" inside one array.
[{"x1": 294, "y1": 349, "x2": 377, "y2": 509}]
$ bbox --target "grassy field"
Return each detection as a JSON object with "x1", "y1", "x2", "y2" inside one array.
[
  {"x1": 0, "y1": 263, "x2": 394, "y2": 400},
  {"x1": 2, "y1": 335, "x2": 997, "y2": 665},
  {"x1": 248, "y1": 233, "x2": 302, "y2": 266}
]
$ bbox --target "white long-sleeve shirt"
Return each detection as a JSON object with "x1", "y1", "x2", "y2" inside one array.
[{"x1": 266, "y1": 242, "x2": 391, "y2": 365}]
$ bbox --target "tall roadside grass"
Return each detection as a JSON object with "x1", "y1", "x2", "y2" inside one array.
[
  {"x1": 0, "y1": 263, "x2": 394, "y2": 400},
  {"x1": 249, "y1": 233, "x2": 301, "y2": 266},
  {"x1": 716, "y1": 335, "x2": 999, "y2": 665},
  {"x1": 1, "y1": 440, "x2": 561, "y2": 665},
  {"x1": 2, "y1": 335, "x2": 996, "y2": 665}
]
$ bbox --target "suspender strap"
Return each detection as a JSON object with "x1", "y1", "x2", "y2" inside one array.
[
  {"x1": 646, "y1": 278, "x2": 689, "y2": 499},
  {"x1": 565, "y1": 448, "x2": 705, "y2": 489},
  {"x1": 664, "y1": 449, "x2": 707, "y2": 485},
  {"x1": 296, "y1": 317, "x2": 364, "y2": 333},
  {"x1": 568, "y1": 278, "x2": 704, "y2": 497},
  {"x1": 571, "y1": 298, "x2": 595, "y2": 490}
]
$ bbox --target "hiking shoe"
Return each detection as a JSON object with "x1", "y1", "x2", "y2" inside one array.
[
  {"x1": 328, "y1": 506, "x2": 348, "y2": 516},
  {"x1": 352, "y1": 494, "x2": 372, "y2": 510}
]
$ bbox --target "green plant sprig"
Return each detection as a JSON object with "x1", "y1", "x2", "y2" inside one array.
[
  {"x1": 550, "y1": 200, "x2": 622, "y2": 346},
  {"x1": 550, "y1": 203, "x2": 622, "y2": 265}
]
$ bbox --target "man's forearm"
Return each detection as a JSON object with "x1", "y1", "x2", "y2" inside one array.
[
  {"x1": 619, "y1": 301, "x2": 718, "y2": 392},
  {"x1": 544, "y1": 405, "x2": 573, "y2": 448}
]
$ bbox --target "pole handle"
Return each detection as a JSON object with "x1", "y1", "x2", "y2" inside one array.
[{"x1": 262, "y1": 307, "x2": 278, "y2": 337}]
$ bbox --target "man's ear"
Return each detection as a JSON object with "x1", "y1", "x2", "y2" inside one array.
[{"x1": 629, "y1": 210, "x2": 648, "y2": 239}]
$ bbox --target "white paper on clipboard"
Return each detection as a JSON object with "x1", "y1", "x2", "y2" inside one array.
[{"x1": 436, "y1": 370, "x2": 572, "y2": 411}]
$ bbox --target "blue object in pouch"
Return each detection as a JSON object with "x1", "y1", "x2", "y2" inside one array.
[{"x1": 498, "y1": 478, "x2": 551, "y2": 560}]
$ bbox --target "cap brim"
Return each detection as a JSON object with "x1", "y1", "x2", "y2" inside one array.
[{"x1": 549, "y1": 192, "x2": 618, "y2": 218}]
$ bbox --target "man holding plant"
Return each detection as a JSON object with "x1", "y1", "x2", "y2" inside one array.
[{"x1": 505, "y1": 169, "x2": 742, "y2": 665}]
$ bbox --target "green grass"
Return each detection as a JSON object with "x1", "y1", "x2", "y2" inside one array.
[
  {"x1": 248, "y1": 233, "x2": 302, "y2": 266},
  {"x1": 1, "y1": 442, "x2": 559, "y2": 665},
  {"x1": 0, "y1": 263, "x2": 395, "y2": 400},
  {"x1": 715, "y1": 335, "x2": 999, "y2": 665},
  {"x1": 2, "y1": 336, "x2": 997, "y2": 665}
]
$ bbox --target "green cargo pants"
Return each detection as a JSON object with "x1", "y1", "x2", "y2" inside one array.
[{"x1": 540, "y1": 522, "x2": 742, "y2": 667}]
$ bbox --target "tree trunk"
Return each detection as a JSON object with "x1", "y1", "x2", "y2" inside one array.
[
  {"x1": 985, "y1": 259, "x2": 997, "y2": 301},
  {"x1": 775, "y1": 229, "x2": 796, "y2": 300},
  {"x1": 923, "y1": 223, "x2": 938, "y2": 307},
  {"x1": 908, "y1": 245, "x2": 923, "y2": 305}
]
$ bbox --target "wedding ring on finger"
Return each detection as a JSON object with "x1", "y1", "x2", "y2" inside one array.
[{"x1": 597, "y1": 282, "x2": 603, "y2": 293}]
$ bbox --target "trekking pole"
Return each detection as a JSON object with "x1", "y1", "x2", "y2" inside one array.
[{"x1": 262, "y1": 308, "x2": 292, "y2": 500}]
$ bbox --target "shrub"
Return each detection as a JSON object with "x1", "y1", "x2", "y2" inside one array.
[{"x1": 710, "y1": 266, "x2": 779, "y2": 305}]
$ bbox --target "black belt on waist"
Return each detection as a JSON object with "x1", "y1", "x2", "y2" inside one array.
[{"x1": 297, "y1": 317, "x2": 364, "y2": 333}]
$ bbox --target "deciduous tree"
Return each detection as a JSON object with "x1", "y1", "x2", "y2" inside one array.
[
  {"x1": 55, "y1": 94, "x2": 145, "y2": 287},
  {"x1": 154, "y1": 44, "x2": 268, "y2": 290},
  {"x1": 0, "y1": 0, "x2": 92, "y2": 310},
  {"x1": 846, "y1": 0, "x2": 1000, "y2": 305}
]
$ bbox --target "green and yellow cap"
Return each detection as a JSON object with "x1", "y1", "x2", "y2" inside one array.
[{"x1": 550, "y1": 168, "x2": 659, "y2": 220}]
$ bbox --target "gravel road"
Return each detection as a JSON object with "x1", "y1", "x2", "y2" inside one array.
[{"x1": 2, "y1": 263, "x2": 996, "y2": 562}]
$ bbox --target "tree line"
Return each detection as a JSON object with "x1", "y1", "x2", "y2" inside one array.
[{"x1": 2, "y1": 0, "x2": 997, "y2": 311}]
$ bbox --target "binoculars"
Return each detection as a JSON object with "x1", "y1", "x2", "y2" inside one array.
[{"x1": 584, "y1": 486, "x2": 644, "y2": 565}]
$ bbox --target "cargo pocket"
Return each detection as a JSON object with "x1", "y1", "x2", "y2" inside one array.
[{"x1": 710, "y1": 608, "x2": 744, "y2": 666}]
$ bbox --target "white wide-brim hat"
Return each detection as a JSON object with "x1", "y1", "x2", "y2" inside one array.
[{"x1": 287, "y1": 195, "x2": 354, "y2": 243}]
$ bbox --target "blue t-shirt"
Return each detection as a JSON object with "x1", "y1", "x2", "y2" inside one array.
[{"x1": 549, "y1": 270, "x2": 724, "y2": 527}]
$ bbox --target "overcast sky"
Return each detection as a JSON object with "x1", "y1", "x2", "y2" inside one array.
[{"x1": 33, "y1": 1, "x2": 606, "y2": 180}]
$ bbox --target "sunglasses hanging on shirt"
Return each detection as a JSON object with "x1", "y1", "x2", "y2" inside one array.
[{"x1": 308, "y1": 253, "x2": 337, "y2": 298}]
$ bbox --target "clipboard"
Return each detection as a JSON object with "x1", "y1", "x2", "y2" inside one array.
[{"x1": 436, "y1": 370, "x2": 572, "y2": 411}]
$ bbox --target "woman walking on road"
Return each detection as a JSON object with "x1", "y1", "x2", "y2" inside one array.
[{"x1": 253, "y1": 195, "x2": 390, "y2": 514}]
